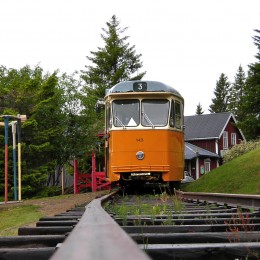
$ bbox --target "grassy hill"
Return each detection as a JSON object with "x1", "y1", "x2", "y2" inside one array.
[{"x1": 182, "y1": 147, "x2": 260, "y2": 195}]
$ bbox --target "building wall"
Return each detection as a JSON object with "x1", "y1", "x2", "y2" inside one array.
[
  {"x1": 186, "y1": 156, "x2": 219, "y2": 180},
  {"x1": 186, "y1": 120, "x2": 245, "y2": 157},
  {"x1": 187, "y1": 139, "x2": 216, "y2": 153},
  {"x1": 219, "y1": 120, "x2": 244, "y2": 153}
]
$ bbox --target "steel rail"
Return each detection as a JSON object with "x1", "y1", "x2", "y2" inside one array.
[
  {"x1": 51, "y1": 190, "x2": 151, "y2": 260},
  {"x1": 175, "y1": 190, "x2": 260, "y2": 209}
]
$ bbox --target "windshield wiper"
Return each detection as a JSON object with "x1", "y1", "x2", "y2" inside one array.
[
  {"x1": 142, "y1": 111, "x2": 155, "y2": 128},
  {"x1": 114, "y1": 115, "x2": 126, "y2": 129}
]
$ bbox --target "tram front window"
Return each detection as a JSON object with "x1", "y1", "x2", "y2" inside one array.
[
  {"x1": 142, "y1": 100, "x2": 169, "y2": 127},
  {"x1": 112, "y1": 100, "x2": 140, "y2": 127}
]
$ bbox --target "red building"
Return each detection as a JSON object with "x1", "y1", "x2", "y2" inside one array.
[{"x1": 184, "y1": 112, "x2": 246, "y2": 180}]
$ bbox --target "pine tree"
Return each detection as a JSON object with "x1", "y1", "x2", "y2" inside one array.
[
  {"x1": 238, "y1": 29, "x2": 260, "y2": 139},
  {"x1": 81, "y1": 15, "x2": 146, "y2": 99},
  {"x1": 229, "y1": 65, "x2": 246, "y2": 121},
  {"x1": 209, "y1": 73, "x2": 231, "y2": 113},
  {"x1": 195, "y1": 102, "x2": 204, "y2": 115}
]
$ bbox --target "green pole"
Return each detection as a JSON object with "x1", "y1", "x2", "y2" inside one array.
[{"x1": 17, "y1": 118, "x2": 22, "y2": 201}]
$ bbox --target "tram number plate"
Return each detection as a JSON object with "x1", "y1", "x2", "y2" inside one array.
[
  {"x1": 133, "y1": 82, "x2": 147, "y2": 92},
  {"x1": 131, "y1": 172, "x2": 151, "y2": 176}
]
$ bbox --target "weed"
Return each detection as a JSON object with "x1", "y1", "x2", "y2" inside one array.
[
  {"x1": 225, "y1": 208, "x2": 255, "y2": 243},
  {"x1": 172, "y1": 196, "x2": 184, "y2": 213}
]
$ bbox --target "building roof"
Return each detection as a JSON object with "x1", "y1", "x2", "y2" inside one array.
[
  {"x1": 185, "y1": 142, "x2": 219, "y2": 160},
  {"x1": 184, "y1": 112, "x2": 237, "y2": 140}
]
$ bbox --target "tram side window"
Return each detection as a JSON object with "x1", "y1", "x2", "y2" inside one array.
[
  {"x1": 170, "y1": 100, "x2": 182, "y2": 129},
  {"x1": 112, "y1": 100, "x2": 140, "y2": 127},
  {"x1": 106, "y1": 103, "x2": 111, "y2": 129},
  {"x1": 175, "y1": 101, "x2": 182, "y2": 129},
  {"x1": 170, "y1": 100, "x2": 174, "y2": 127},
  {"x1": 142, "y1": 100, "x2": 169, "y2": 127}
]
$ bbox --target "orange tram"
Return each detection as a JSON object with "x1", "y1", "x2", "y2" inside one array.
[{"x1": 104, "y1": 80, "x2": 185, "y2": 189}]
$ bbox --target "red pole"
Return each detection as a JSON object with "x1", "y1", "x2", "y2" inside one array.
[
  {"x1": 92, "y1": 151, "x2": 97, "y2": 192},
  {"x1": 4, "y1": 116, "x2": 9, "y2": 203}
]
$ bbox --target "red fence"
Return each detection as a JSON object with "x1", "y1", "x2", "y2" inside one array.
[{"x1": 74, "y1": 151, "x2": 111, "y2": 193}]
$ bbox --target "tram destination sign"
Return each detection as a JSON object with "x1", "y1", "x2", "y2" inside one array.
[{"x1": 133, "y1": 82, "x2": 147, "y2": 92}]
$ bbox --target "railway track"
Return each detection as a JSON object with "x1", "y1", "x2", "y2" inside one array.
[{"x1": 1, "y1": 190, "x2": 260, "y2": 259}]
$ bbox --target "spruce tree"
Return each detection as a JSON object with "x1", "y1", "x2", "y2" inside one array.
[
  {"x1": 238, "y1": 29, "x2": 260, "y2": 139},
  {"x1": 79, "y1": 15, "x2": 147, "y2": 159},
  {"x1": 229, "y1": 65, "x2": 246, "y2": 121},
  {"x1": 209, "y1": 73, "x2": 231, "y2": 113},
  {"x1": 81, "y1": 15, "x2": 146, "y2": 99},
  {"x1": 195, "y1": 102, "x2": 204, "y2": 115}
]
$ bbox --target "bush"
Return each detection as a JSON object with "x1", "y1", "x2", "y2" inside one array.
[
  {"x1": 223, "y1": 139, "x2": 260, "y2": 163},
  {"x1": 34, "y1": 186, "x2": 62, "y2": 198}
]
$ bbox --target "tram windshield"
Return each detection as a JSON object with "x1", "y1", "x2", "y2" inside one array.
[
  {"x1": 112, "y1": 100, "x2": 140, "y2": 127},
  {"x1": 112, "y1": 99, "x2": 170, "y2": 128},
  {"x1": 142, "y1": 100, "x2": 169, "y2": 127}
]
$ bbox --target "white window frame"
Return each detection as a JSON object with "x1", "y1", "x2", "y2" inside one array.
[
  {"x1": 204, "y1": 159, "x2": 211, "y2": 173},
  {"x1": 231, "y1": 133, "x2": 237, "y2": 146},
  {"x1": 223, "y1": 131, "x2": 228, "y2": 149}
]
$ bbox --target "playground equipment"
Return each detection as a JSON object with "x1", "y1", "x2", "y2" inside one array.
[{"x1": 0, "y1": 114, "x2": 27, "y2": 203}]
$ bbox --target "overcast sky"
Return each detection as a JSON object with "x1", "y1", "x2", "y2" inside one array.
[{"x1": 1, "y1": 0, "x2": 259, "y2": 115}]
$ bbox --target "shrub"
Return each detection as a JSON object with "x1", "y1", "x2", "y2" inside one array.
[
  {"x1": 33, "y1": 186, "x2": 62, "y2": 198},
  {"x1": 223, "y1": 139, "x2": 260, "y2": 163}
]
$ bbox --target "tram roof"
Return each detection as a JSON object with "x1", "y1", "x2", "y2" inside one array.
[{"x1": 106, "y1": 81, "x2": 182, "y2": 97}]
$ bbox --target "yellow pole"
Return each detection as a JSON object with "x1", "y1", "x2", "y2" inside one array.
[{"x1": 17, "y1": 118, "x2": 22, "y2": 201}]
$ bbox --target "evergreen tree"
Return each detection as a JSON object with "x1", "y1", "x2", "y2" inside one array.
[
  {"x1": 0, "y1": 65, "x2": 46, "y2": 196},
  {"x1": 229, "y1": 65, "x2": 246, "y2": 121},
  {"x1": 79, "y1": 15, "x2": 147, "y2": 164},
  {"x1": 209, "y1": 73, "x2": 231, "y2": 113},
  {"x1": 81, "y1": 15, "x2": 146, "y2": 100},
  {"x1": 26, "y1": 72, "x2": 65, "y2": 190},
  {"x1": 0, "y1": 66, "x2": 68, "y2": 197},
  {"x1": 195, "y1": 102, "x2": 204, "y2": 115},
  {"x1": 238, "y1": 29, "x2": 260, "y2": 140}
]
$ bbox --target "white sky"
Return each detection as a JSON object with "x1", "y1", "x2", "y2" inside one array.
[{"x1": 0, "y1": 0, "x2": 259, "y2": 115}]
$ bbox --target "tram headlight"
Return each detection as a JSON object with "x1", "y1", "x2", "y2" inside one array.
[{"x1": 136, "y1": 151, "x2": 145, "y2": 160}]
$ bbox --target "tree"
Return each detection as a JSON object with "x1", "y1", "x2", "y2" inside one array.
[
  {"x1": 79, "y1": 15, "x2": 147, "y2": 167},
  {"x1": 195, "y1": 102, "x2": 204, "y2": 115},
  {"x1": 209, "y1": 73, "x2": 231, "y2": 113},
  {"x1": 0, "y1": 65, "x2": 47, "y2": 197},
  {"x1": 238, "y1": 29, "x2": 260, "y2": 140},
  {"x1": 81, "y1": 15, "x2": 146, "y2": 100},
  {"x1": 229, "y1": 65, "x2": 246, "y2": 121},
  {"x1": 26, "y1": 72, "x2": 66, "y2": 190},
  {"x1": 0, "y1": 65, "x2": 70, "y2": 197}
]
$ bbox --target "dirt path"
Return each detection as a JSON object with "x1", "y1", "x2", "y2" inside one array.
[{"x1": 21, "y1": 190, "x2": 110, "y2": 217}]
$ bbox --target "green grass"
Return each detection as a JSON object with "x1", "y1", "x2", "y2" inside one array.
[
  {"x1": 0, "y1": 205, "x2": 42, "y2": 236},
  {"x1": 182, "y1": 147, "x2": 260, "y2": 194}
]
